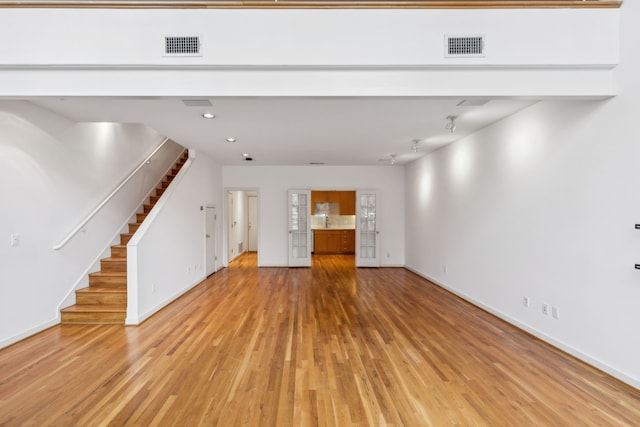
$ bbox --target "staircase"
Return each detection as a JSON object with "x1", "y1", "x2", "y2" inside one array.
[{"x1": 61, "y1": 149, "x2": 189, "y2": 324}]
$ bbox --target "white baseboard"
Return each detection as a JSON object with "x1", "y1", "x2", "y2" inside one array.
[
  {"x1": 0, "y1": 317, "x2": 59, "y2": 350},
  {"x1": 126, "y1": 275, "x2": 205, "y2": 325},
  {"x1": 404, "y1": 265, "x2": 640, "y2": 391}
]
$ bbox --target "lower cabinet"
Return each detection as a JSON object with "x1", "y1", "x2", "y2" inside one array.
[{"x1": 314, "y1": 230, "x2": 355, "y2": 254}]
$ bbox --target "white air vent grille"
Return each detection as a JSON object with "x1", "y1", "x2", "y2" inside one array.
[
  {"x1": 445, "y1": 35, "x2": 485, "y2": 58},
  {"x1": 164, "y1": 36, "x2": 201, "y2": 56},
  {"x1": 182, "y1": 99, "x2": 212, "y2": 107}
]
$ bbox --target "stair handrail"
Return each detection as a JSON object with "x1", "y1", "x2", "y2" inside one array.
[{"x1": 53, "y1": 138, "x2": 171, "y2": 250}]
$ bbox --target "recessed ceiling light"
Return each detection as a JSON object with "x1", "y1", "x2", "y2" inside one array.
[
  {"x1": 202, "y1": 112, "x2": 215, "y2": 119},
  {"x1": 226, "y1": 137, "x2": 237, "y2": 143},
  {"x1": 242, "y1": 153, "x2": 250, "y2": 157}
]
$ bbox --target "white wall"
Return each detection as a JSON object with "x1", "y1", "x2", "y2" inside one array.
[
  {"x1": 127, "y1": 150, "x2": 222, "y2": 324},
  {"x1": 0, "y1": 101, "x2": 183, "y2": 347},
  {"x1": 0, "y1": 8, "x2": 619, "y2": 97},
  {"x1": 405, "y1": 3, "x2": 640, "y2": 390},
  {"x1": 223, "y1": 166, "x2": 404, "y2": 267}
]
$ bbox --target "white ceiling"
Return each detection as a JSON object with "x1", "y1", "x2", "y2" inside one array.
[{"x1": 31, "y1": 97, "x2": 536, "y2": 166}]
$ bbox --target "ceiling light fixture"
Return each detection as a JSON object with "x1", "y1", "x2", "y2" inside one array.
[
  {"x1": 242, "y1": 153, "x2": 250, "y2": 157},
  {"x1": 390, "y1": 155, "x2": 396, "y2": 165},
  {"x1": 411, "y1": 139, "x2": 420, "y2": 153},
  {"x1": 202, "y1": 112, "x2": 215, "y2": 119},
  {"x1": 445, "y1": 115, "x2": 457, "y2": 133},
  {"x1": 226, "y1": 137, "x2": 237, "y2": 143}
]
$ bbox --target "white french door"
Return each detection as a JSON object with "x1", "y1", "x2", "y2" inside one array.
[
  {"x1": 356, "y1": 190, "x2": 380, "y2": 267},
  {"x1": 287, "y1": 189, "x2": 311, "y2": 267}
]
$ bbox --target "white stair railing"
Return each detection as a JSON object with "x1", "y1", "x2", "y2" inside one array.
[{"x1": 53, "y1": 138, "x2": 170, "y2": 250}]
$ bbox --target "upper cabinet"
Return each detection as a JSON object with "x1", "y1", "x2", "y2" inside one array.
[
  {"x1": 339, "y1": 191, "x2": 356, "y2": 215},
  {"x1": 327, "y1": 191, "x2": 340, "y2": 204},
  {"x1": 311, "y1": 190, "x2": 356, "y2": 215},
  {"x1": 311, "y1": 191, "x2": 327, "y2": 215}
]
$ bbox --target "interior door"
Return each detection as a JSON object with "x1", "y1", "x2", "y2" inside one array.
[
  {"x1": 248, "y1": 195, "x2": 258, "y2": 252},
  {"x1": 356, "y1": 190, "x2": 380, "y2": 267},
  {"x1": 227, "y1": 191, "x2": 237, "y2": 262},
  {"x1": 288, "y1": 189, "x2": 311, "y2": 267},
  {"x1": 205, "y1": 206, "x2": 217, "y2": 276}
]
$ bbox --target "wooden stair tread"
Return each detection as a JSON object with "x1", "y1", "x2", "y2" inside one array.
[
  {"x1": 61, "y1": 305, "x2": 126, "y2": 313},
  {"x1": 89, "y1": 271, "x2": 126, "y2": 277},
  {"x1": 102, "y1": 257, "x2": 126, "y2": 262},
  {"x1": 76, "y1": 287, "x2": 126, "y2": 294}
]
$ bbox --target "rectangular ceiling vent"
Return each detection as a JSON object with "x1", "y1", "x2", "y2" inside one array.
[
  {"x1": 182, "y1": 99, "x2": 212, "y2": 107},
  {"x1": 445, "y1": 35, "x2": 485, "y2": 58},
  {"x1": 164, "y1": 36, "x2": 201, "y2": 57}
]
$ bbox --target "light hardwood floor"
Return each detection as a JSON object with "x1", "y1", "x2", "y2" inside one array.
[{"x1": 1, "y1": 253, "x2": 638, "y2": 426}]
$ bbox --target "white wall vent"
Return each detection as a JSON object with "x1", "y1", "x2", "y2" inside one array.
[
  {"x1": 164, "y1": 36, "x2": 201, "y2": 57},
  {"x1": 445, "y1": 35, "x2": 485, "y2": 58}
]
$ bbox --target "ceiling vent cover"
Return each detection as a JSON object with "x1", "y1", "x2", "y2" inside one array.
[
  {"x1": 445, "y1": 35, "x2": 485, "y2": 58},
  {"x1": 164, "y1": 36, "x2": 201, "y2": 57}
]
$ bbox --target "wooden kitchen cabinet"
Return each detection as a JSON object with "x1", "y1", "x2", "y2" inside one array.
[
  {"x1": 339, "y1": 191, "x2": 356, "y2": 215},
  {"x1": 311, "y1": 191, "x2": 327, "y2": 215},
  {"x1": 341, "y1": 229, "x2": 355, "y2": 253},
  {"x1": 311, "y1": 190, "x2": 356, "y2": 216},
  {"x1": 314, "y1": 229, "x2": 355, "y2": 254},
  {"x1": 327, "y1": 191, "x2": 340, "y2": 204}
]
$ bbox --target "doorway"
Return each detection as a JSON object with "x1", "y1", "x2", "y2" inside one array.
[
  {"x1": 226, "y1": 189, "x2": 259, "y2": 265},
  {"x1": 308, "y1": 190, "x2": 357, "y2": 267},
  {"x1": 307, "y1": 189, "x2": 380, "y2": 268}
]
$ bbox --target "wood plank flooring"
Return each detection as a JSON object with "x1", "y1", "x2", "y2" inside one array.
[{"x1": 1, "y1": 253, "x2": 639, "y2": 426}]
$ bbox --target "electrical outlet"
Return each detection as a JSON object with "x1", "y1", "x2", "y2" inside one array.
[
  {"x1": 522, "y1": 296, "x2": 530, "y2": 308},
  {"x1": 10, "y1": 234, "x2": 19, "y2": 247},
  {"x1": 542, "y1": 303, "x2": 549, "y2": 316},
  {"x1": 552, "y1": 306, "x2": 560, "y2": 319},
  {"x1": 443, "y1": 264, "x2": 447, "y2": 273}
]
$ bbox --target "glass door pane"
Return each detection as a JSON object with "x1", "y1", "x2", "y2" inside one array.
[
  {"x1": 288, "y1": 189, "x2": 311, "y2": 267},
  {"x1": 356, "y1": 190, "x2": 380, "y2": 267}
]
